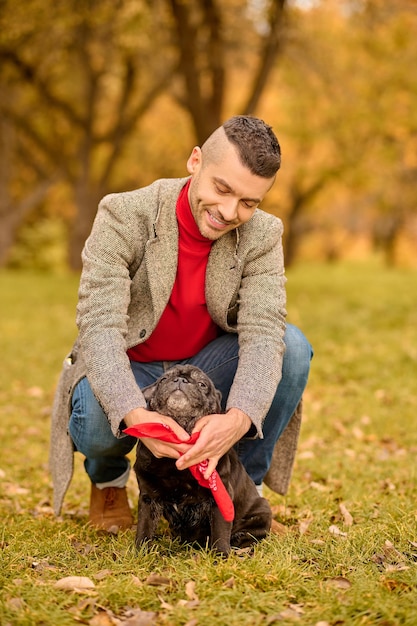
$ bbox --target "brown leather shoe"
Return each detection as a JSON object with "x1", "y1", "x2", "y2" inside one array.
[{"x1": 89, "y1": 484, "x2": 133, "y2": 532}]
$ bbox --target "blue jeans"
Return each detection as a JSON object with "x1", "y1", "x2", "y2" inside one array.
[{"x1": 69, "y1": 324, "x2": 312, "y2": 486}]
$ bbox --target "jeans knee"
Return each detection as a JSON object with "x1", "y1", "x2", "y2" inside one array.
[{"x1": 283, "y1": 323, "x2": 313, "y2": 382}]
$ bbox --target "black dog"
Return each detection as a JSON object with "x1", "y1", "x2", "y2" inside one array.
[{"x1": 131, "y1": 364, "x2": 272, "y2": 555}]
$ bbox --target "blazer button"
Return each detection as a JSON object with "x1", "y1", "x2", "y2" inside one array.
[{"x1": 139, "y1": 329, "x2": 146, "y2": 339}]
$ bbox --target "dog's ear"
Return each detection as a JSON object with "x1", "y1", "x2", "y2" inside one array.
[
  {"x1": 142, "y1": 383, "x2": 157, "y2": 405},
  {"x1": 210, "y1": 388, "x2": 222, "y2": 413}
]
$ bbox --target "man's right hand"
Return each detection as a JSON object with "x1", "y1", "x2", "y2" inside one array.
[{"x1": 123, "y1": 407, "x2": 191, "y2": 459}]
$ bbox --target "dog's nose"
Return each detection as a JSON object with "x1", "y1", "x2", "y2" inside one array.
[{"x1": 173, "y1": 376, "x2": 189, "y2": 385}]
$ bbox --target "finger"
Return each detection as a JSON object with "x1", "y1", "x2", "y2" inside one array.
[
  {"x1": 203, "y1": 458, "x2": 219, "y2": 479},
  {"x1": 141, "y1": 438, "x2": 181, "y2": 460},
  {"x1": 161, "y1": 416, "x2": 190, "y2": 441},
  {"x1": 190, "y1": 419, "x2": 209, "y2": 434}
]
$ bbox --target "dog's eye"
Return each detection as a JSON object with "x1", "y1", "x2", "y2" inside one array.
[{"x1": 198, "y1": 381, "x2": 208, "y2": 389}]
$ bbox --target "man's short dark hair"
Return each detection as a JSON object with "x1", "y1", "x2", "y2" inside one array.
[{"x1": 222, "y1": 115, "x2": 281, "y2": 178}]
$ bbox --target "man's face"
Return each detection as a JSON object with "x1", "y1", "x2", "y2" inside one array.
[{"x1": 187, "y1": 142, "x2": 275, "y2": 241}]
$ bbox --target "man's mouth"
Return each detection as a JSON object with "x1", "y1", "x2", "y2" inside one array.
[{"x1": 206, "y1": 209, "x2": 229, "y2": 229}]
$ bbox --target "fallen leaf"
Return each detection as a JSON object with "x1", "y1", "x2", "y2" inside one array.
[
  {"x1": 119, "y1": 609, "x2": 157, "y2": 626},
  {"x1": 94, "y1": 569, "x2": 113, "y2": 581},
  {"x1": 325, "y1": 576, "x2": 352, "y2": 590},
  {"x1": 27, "y1": 386, "x2": 44, "y2": 398},
  {"x1": 54, "y1": 576, "x2": 96, "y2": 591},
  {"x1": 298, "y1": 517, "x2": 313, "y2": 535},
  {"x1": 89, "y1": 610, "x2": 116, "y2": 626},
  {"x1": 339, "y1": 503, "x2": 353, "y2": 526},
  {"x1": 298, "y1": 450, "x2": 315, "y2": 459},
  {"x1": 310, "y1": 481, "x2": 328, "y2": 492},
  {"x1": 352, "y1": 426, "x2": 364, "y2": 440},
  {"x1": 158, "y1": 596, "x2": 174, "y2": 610},
  {"x1": 223, "y1": 577, "x2": 235, "y2": 588},
  {"x1": 382, "y1": 578, "x2": 413, "y2": 593},
  {"x1": 383, "y1": 540, "x2": 403, "y2": 561},
  {"x1": 329, "y1": 525, "x2": 347, "y2": 537},
  {"x1": 278, "y1": 607, "x2": 302, "y2": 620},
  {"x1": 385, "y1": 563, "x2": 409, "y2": 572},
  {"x1": 145, "y1": 573, "x2": 174, "y2": 587},
  {"x1": 3, "y1": 483, "x2": 29, "y2": 496},
  {"x1": 185, "y1": 580, "x2": 198, "y2": 601},
  {"x1": 271, "y1": 519, "x2": 289, "y2": 536},
  {"x1": 177, "y1": 599, "x2": 200, "y2": 608},
  {"x1": 6, "y1": 597, "x2": 26, "y2": 611}
]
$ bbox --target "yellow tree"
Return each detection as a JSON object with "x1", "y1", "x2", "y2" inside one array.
[
  {"x1": 267, "y1": 0, "x2": 417, "y2": 264},
  {"x1": 0, "y1": 0, "x2": 289, "y2": 268},
  {"x1": 0, "y1": 0, "x2": 174, "y2": 268}
]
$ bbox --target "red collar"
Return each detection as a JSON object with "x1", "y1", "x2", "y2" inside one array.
[{"x1": 124, "y1": 423, "x2": 234, "y2": 522}]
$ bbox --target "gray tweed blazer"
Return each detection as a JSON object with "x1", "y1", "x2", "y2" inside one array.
[{"x1": 49, "y1": 177, "x2": 302, "y2": 515}]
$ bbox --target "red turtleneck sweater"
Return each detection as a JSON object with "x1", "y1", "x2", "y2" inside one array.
[{"x1": 127, "y1": 181, "x2": 219, "y2": 362}]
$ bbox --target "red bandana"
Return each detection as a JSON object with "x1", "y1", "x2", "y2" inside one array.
[{"x1": 124, "y1": 423, "x2": 235, "y2": 522}]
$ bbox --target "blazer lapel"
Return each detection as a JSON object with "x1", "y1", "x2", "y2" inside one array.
[
  {"x1": 144, "y1": 185, "x2": 181, "y2": 323},
  {"x1": 206, "y1": 231, "x2": 242, "y2": 327}
]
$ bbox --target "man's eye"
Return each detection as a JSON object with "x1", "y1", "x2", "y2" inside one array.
[
  {"x1": 242, "y1": 201, "x2": 256, "y2": 209},
  {"x1": 215, "y1": 186, "x2": 228, "y2": 195}
]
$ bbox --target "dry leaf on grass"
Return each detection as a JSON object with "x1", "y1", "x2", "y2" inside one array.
[
  {"x1": 145, "y1": 573, "x2": 174, "y2": 587},
  {"x1": 158, "y1": 596, "x2": 174, "y2": 610},
  {"x1": 270, "y1": 519, "x2": 289, "y2": 536},
  {"x1": 54, "y1": 576, "x2": 96, "y2": 591},
  {"x1": 94, "y1": 569, "x2": 114, "y2": 581},
  {"x1": 383, "y1": 540, "x2": 404, "y2": 561},
  {"x1": 329, "y1": 525, "x2": 347, "y2": 537},
  {"x1": 185, "y1": 580, "x2": 199, "y2": 601},
  {"x1": 298, "y1": 517, "x2": 313, "y2": 535},
  {"x1": 339, "y1": 503, "x2": 353, "y2": 526},
  {"x1": 89, "y1": 610, "x2": 117, "y2": 626},
  {"x1": 278, "y1": 607, "x2": 302, "y2": 620},
  {"x1": 119, "y1": 609, "x2": 157, "y2": 626},
  {"x1": 177, "y1": 599, "x2": 200, "y2": 609},
  {"x1": 325, "y1": 576, "x2": 352, "y2": 590},
  {"x1": 6, "y1": 597, "x2": 26, "y2": 611},
  {"x1": 382, "y1": 578, "x2": 413, "y2": 593}
]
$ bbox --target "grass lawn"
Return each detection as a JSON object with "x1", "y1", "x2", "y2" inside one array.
[{"x1": 1, "y1": 262, "x2": 416, "y2": 625}]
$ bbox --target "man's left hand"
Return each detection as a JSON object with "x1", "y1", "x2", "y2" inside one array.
[{"x1": 175, "y1": 408, "x2": 251, "y2": 478}]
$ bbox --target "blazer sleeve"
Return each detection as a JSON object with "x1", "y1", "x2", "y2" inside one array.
[
  {"x1": 225, "y1": 213, "x2": 287, "y2": 436},
  {"x1": 76, "y1": 191, "x2": 150, "y2": 434}
]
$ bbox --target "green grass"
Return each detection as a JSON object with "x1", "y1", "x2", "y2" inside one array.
[{"x1": 1, "y1": 263, "x2": 416, "y2": 625}]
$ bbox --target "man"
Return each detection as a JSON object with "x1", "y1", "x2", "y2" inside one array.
[{"x1": 50, "y1": 115, "x2": 312, "y2": 531}]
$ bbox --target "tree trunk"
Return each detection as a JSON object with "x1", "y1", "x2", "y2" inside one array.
[{"x1": 68, "y1": 182, "x2": 104, "y2": 270}]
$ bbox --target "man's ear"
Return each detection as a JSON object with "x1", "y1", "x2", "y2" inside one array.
[{"x1": 186, "y1": 146, "x2": 202, "y2": 174}]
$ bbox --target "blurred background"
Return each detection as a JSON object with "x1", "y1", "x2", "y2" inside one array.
[{"x1": 0, "y1": 0, "x2": 416, "y2": 272}]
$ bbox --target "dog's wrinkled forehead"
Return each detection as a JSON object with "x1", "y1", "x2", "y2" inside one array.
[
  {"x1": 143, "y1": 364, "x2": 222, "y2": 417},
  {"x1": 161, "y1": 364, "x2": 212, "y2": 386}
]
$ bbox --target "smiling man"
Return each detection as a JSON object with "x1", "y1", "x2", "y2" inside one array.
[{"x1": 50, "y1": 116, "x2": 312, "y2": 531}]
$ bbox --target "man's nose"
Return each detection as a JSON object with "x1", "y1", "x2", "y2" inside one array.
[{"x1": 219, "y1": 196, "x2": 239, "y2": 222}]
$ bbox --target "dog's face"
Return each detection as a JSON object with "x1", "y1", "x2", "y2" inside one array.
[{"x1": 143, "y1": 365, "x2": 222, "y2": 433}]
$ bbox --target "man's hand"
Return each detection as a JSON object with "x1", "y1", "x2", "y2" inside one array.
[
  {"x1": 175, "y1": 408, "x2": 251, "y2": 478},
  {"x1": 124, "y1": 407, "x2": 191, "y2": 459}
]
